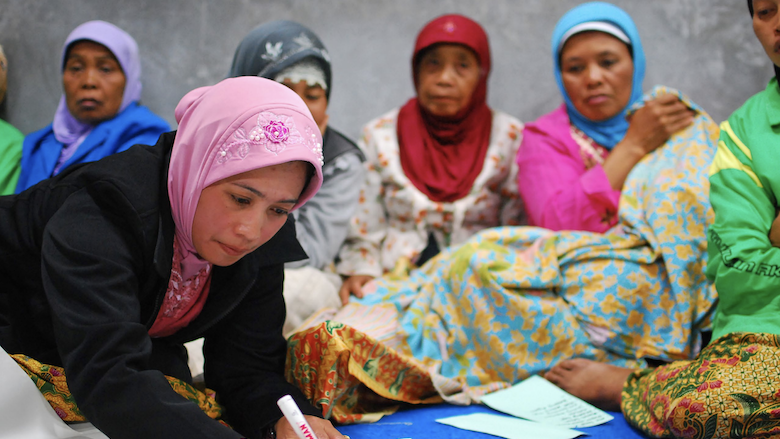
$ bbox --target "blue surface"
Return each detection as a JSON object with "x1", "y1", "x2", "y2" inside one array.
[{"x1": 336, "y1": 403, "x2": 649, "y2": 438}]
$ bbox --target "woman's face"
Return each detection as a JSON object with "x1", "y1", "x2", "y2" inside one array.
[
  {"x1": 416, "y1": 43, "x2": 481, "y2": 118},
  {"x1": 191, "y1": 161, "x2": 308, "y2": 266},
  {"x1": 63, "y1": 40, "x2": 126, "y2": 124},
  {"x1": 281, "y1": 78, "x2": 329, "y2": 135},
  {"x1": 560, "y1": 31, "x2": 634, "y2": 122},
  {"x1": 752, "y1": 0, "x2": 780, "y2": 67}
]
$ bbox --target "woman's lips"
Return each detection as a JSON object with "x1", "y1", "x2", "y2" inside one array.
[
  {"x1": 585, "y1": 95, "x2": 609, "y2": 105},
  {"x1": 430, "y1": 95, "x2": 458, "y2": 102},
  {"x1": 77, "y1": 98, "x2": 100, "y2": 109},
  {"x1": 219, "y1": 242, "x2": 246, "y2": 257}
]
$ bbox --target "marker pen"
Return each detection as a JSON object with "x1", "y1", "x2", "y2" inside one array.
[{"x1": 277, "y1": 395, "x2": 320, "y2": 439}]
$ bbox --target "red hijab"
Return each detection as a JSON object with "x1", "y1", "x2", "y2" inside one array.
[{"x1": 397, "y1": 14, "x2": 492, "y2": 203}]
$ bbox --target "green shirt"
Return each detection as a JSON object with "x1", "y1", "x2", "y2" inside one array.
[
  {"x1": 708, "y1": 77, "x2": 780, "y2": 339},
  {"x1": 0, "y1": 118, "x2": 22, "y2": 195}
]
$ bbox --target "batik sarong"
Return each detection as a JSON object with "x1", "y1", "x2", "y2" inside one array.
[
  {"x1": 622, "y1": 333, "x2": 780, "y2": 438},
  {"x1": 11, "y1": 354, "x2": 226, "y2": 425}
]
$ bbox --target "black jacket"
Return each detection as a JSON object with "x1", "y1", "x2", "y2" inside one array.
[{"x1": 0, "y1": 132, "x2": 320, "y2": 439}]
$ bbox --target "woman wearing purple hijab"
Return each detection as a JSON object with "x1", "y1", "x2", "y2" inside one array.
[{"x1": 14, "y1": 20, "x2": 169, "y2": 193}]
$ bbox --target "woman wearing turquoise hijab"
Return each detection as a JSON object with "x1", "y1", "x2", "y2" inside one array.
[
  {"x1": 546, "y1": 1, "x2": 780, "y2": 437},
  {"x1": 517, "y1": 2, "x2": 694, "y2": 232}
]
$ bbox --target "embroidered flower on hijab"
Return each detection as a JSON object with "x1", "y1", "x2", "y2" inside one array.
[
  {"x1": 216, "y1": 112, "x2": 323, "y2": 165},
  {"x1": 259, "y1": 119, "x2": 290, "y2": 143},
  {"x1": 293, "y1": 32, "x2": 314, "y2": 49},
  {"x1": 443, "y1": 21, "x2": 457, "y2": 33},
  {"x1": 262, "y1": 41, "x2": 283, "y2": 61},
  {"x1": 254, "y1": 112, "x2": 304, "y2": 154}
]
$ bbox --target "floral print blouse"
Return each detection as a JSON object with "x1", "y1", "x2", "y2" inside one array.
[{"x1": 336, "y1": 108, "x2": 526, "y2": 278}]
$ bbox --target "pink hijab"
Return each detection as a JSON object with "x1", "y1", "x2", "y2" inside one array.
[{"x1": 150, "y1": 76, "x2": 323, "y2": 337}]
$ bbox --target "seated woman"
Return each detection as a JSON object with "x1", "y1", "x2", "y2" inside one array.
[
  {"x1": 517, "y1": 4, "x2": 694, "y2": 232},
  {"x1": 337, "y1": 14, "x2": 525, "y2": 304},
  {"x1": 0, "y1": 43, "x2": 23, "y2": 195},
  {"x1": 0, "y1": 77, "x2": 344, "y2": 439},
  {"x1": 545, "y1": 2, "x2": 780, "y2": 437},
  {"x1": 283, "y1": 3, "x2": 718, "y2": 423},
  {"x1": 15, "y1": 20, "x2": 169, "y2": 193},
  {"x1": 229, "y1": 20, "x2": 365, "y2": 334}
]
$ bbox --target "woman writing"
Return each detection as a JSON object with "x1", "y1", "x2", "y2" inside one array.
[
  {"x1": 0, "y1": 77, "x2": 343, "y2": 439},
  {"x1": 15, "y1": 20, "x2": 169, "y2": 193},
  {"x1": 337, "y1": 14, "x2": 525, "y2": 303},
  {"x1": 517, "y1": 1, "x2": 694, "y2": 232}
]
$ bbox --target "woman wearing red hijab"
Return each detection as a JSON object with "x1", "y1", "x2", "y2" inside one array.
[{"x1": 337, "y1": 14, "x2": 525, "y2": 302}]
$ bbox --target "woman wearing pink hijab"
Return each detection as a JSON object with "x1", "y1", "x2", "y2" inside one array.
[{"x1": 0, "y1": 77, "x2": 345, "y2": 439}]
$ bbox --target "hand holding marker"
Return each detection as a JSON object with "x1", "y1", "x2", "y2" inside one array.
[{"x1": 277, "y1": 395, "x2": 320, "y2": 439}]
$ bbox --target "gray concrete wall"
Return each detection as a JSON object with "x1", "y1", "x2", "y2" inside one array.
[{"x1": 0, "y1": 0, "x2": 770, "y2": 141}]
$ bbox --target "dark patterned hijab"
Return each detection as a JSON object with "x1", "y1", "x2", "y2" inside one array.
[{"x1": 228, "y1": 20, "x2": 332, "y2": 98}]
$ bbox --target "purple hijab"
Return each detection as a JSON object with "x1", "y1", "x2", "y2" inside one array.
[{"x1": 52, "y1": 20, "x2": 143, "y2": 147}]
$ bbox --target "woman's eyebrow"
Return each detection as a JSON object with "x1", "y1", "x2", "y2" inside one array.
[
  {"x1": 233, "y1": 183, "x2": 298, "y2": 204},
  {"x1": 562, "y1": 50, "x2": 617, "y2": 62},
  {"x1": 561, "y1": 55, "x2": 583, "y2": 63},
  {"x1": 96, "y1": 54, "x2": 119, "y2": 62}
]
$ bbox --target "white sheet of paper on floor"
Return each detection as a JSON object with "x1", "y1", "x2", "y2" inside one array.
[
  {"x1": 436, "y1": 413, "x2": 585, "y2": 439},
  {"x1": 480, "y1": 375, "x2": 614, "y2": 428},
  {"x1": 0, "y1": 346, "x2": 109, "y2": 439}
]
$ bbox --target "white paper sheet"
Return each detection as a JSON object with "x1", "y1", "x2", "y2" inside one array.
[
  {"x1": 436, "y1": 413, "x2": 585, "y2": 439},
  {"x1": 480, "y1": 375, "x2": 614, "y2": 428},
  {"x1": 0, "y1": 347, "x2": 108, "y2": 439}
]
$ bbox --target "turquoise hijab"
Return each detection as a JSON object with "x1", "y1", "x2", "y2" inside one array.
[{"x1": 552, "y1": 2, "x2": 645, "y2": 149}]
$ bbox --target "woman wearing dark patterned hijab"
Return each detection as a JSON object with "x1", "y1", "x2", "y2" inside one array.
[{"x1": 228, "y1": 20, "x2": 365, "y2": 334}]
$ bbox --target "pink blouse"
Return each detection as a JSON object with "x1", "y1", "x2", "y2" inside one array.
[{"x1": 516, "y1": 104, "x2": 620, "y2": 233}]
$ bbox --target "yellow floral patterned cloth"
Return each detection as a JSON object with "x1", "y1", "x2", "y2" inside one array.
[
  {"x1": 10, "y1": 354, "x2": 226, "y2": 425},
  {"x1": 622, "y1": 333, "x2": 780, "y2": 438},
  {"x1": 288, "y1": 88, "x2": 720, "y2": 422}
]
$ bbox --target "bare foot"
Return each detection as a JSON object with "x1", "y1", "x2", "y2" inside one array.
[{"x1": 544, "y1": 358, "x2": 635, "y2": 412}]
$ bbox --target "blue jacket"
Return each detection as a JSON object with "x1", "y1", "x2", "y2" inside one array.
[{"x1": 15, "y1": 102, "x2": 170, "y2": 193}]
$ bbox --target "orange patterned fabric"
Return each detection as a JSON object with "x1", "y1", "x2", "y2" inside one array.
[{"x1": 285, "y1": 321, "x2": 442, "y2": 423}]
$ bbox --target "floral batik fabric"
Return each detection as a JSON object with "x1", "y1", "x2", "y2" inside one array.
[
  {"x1": 285, "y1": 321, "x2": 441, "y2": 423},
  {"x1": 11, "y1": 354, "x2": 227, "y2": 426},
  {"x1": 287, "y1": 88, "x2": 719, "y2": 419},
  {"x1": 622, "y1": 333, "x2": 780, "y2": 439}
]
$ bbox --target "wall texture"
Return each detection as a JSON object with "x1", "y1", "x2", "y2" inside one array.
[{"x1": 0, "y1": 0, "x2": 771, "y2": 141}]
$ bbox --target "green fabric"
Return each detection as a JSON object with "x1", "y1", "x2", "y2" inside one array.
[
  {"x1": 0, "y1": 119, "x2": 22, "y2": 196},
  {"x1": 708, "y1": 78, "x2": 780, "y2": 339}
]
